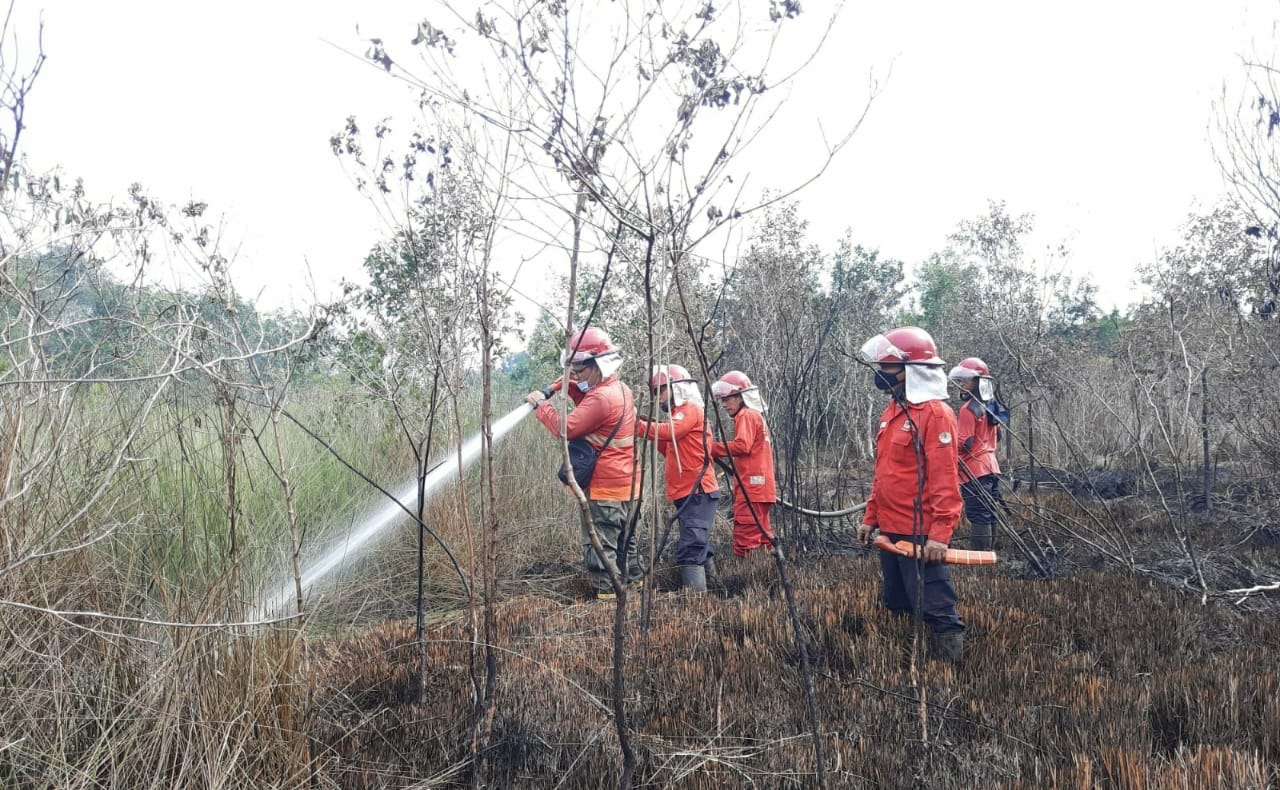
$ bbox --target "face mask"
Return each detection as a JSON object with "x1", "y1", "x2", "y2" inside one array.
[
  {"x1": 577, "y1": 380, "x2": 591, "y2": 393},
  {"x1": 958, "y1": 389, "x2": 973, "y2": 401},
  {"x1": 659, "y1": 401, "x2": 671, "y2": 413},
  {"x1": 873, "y1": 370, "x2": 899, "y2": 391}
]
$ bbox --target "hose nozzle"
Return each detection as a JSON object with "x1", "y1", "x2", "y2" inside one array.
[{"x1": 540, "y1": 378, "x2": 564, "y2": 400}]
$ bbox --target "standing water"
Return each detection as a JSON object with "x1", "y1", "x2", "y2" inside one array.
[{"x1": 257, "y1": 402, "x2": 536, "y2": 619}]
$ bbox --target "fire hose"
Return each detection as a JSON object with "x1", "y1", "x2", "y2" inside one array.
[
  {"x1": 771, "y1": 490, "x2": 999, "y2": 565},
  {"x1": 873, "y1": 534, "x2": 998, "y2": 565},
  {"x1": 776, "y1": 498, "x2": 866, "y2": 517},
  {"x1": 542, "y1": 386, "x2": 1002, "y2": 570},
  {"x1": 775, "y1": 490, "x2": 1027, "y2": 569}
]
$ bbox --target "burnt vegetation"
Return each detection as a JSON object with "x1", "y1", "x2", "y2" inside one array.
[
  {"x1": 307, "y1": 541, "x2": 1279, "y2": 788},
  {"x1": 5, "y1": 2, "x2": 1280, "y2": 789}
]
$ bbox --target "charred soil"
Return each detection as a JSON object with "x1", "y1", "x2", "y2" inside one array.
[{"x1": 307, "y1": 528, "x2": 1280, "y2": 789}]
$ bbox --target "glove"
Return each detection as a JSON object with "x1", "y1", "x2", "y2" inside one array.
[{"x1": 856, "y1": 523, "x2": 876, "y2": 545}]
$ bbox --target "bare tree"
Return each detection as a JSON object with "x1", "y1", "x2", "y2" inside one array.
[
  {"x1": 348, "y1": 2, "x2": 871, "y2": 785},
  {"x1": 0, "y1": 1, "x2": 42, "y2": 193}
]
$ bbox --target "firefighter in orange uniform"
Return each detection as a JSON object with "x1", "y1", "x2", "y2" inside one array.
[
  {"x1": 949, "y1": 357, "x2": 1002, "y2": 551},
  {"x1": 709, "y1": 371, "x2": 777, "y2": 558},
  {"x1": 635, "y1": 364, "x2": 721, "y2": 592},
  {"x1": 856, "y1": 326, "x2": 966, "y2": 665},
  {"x1": 525, "y1": 327, "x2": 644, "y2": 599}
]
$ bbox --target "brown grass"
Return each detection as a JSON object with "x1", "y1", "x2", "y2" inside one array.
[
  {"x1": 303, "y1": 550, "x2": 1280, "y2": 789},
  {"x1": 4, "y1": 426, "x2": 1279, "y2": 789}
]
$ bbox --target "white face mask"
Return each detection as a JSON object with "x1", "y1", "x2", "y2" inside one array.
[{"x1": 577, "y1": 380, "x2": 592, "y2": 393}]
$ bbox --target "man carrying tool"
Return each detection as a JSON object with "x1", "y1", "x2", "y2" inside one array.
[
  {"x1": 857, "y1": 326, "x2": 966, "y2": 665},
  {"x1": 709, "y1": 371, "x2": 777, "y2": 559},
  {"x1": 525, "y1": 327, "x2": 644, "y2": 600},
  {"x1": 635, "y1": 364, "x2": 720, "y2": 592},
  {"x1": 949, "y1": 356, "x2": 1002, "y2": 551}
]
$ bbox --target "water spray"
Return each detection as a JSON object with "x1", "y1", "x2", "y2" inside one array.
[{"x1": 256, "y1": 386, "x2": 556, "y2": 619}]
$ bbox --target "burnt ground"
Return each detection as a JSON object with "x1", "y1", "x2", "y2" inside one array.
[{"x1": 306, "y1": 487, "x2": 1280, "y2": 789}]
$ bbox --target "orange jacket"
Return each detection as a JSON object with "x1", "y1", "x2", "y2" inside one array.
[
  {"x1": 535, "y1": 376, "x2": 638, "y2": 501},
  {"x1": 956, "y1": 399, "x2": 1001, "y2": 481},
  {"x1": 637, "y1": 401, "x2": 719, "y2": 501},
  {"x1": 711, "y1": 407, "x2": 776, "y2": 504},
  {"x1": 863, "y1": 398, "x2": 963, "y2": 544}
]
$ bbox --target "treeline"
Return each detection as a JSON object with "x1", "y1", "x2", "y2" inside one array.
[{"x1": 506, "y1": 197, "x2": 1280, "y2": 532}]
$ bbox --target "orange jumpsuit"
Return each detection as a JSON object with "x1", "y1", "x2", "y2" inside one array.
[
  {"x1": 863, "y1": 397, "x2": 965, "y2": 633},
  {"x1": 711, "y1": 407, "x2": 776, "y2": 556},
  {"x1": 535, "y1": 376, "x2": 638, "y2": 501},
  {"x1": 637, "y1": 401, "x2": 720, "y2": 566},
  {"x1": 956, "y1": 399, "x2": 1001, "y2": 481},
  {"x1": 534, "y1": 376, "x2": 643, "y2": 591},
  {"x1": 956, "y1": 397, "x2": 1002, "y2": 549},
  {"x1": 636, "y1": 401, "x2": 718, "y2": 500},
  {"x1": 862, "y1": 398, "x2": 963, "y2": 545}
]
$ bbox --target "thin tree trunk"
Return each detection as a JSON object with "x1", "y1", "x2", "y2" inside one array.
[{"x1": 1200, "y1": 366, "x2": 1211, "y2": 512}]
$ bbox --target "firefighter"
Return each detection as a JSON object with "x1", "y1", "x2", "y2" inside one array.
[
  {"x1": 949, "y1": 356, "x2": 1002, "y2": 551},
  {"x1": 856, "y1": 326, "x2": 966, "y2": 665},
  {"x1": 635, "y1": 364, "x2": 721, "y2": 592},
  {"x1": 709, "y1": 371, "x2": 777, "y2": 558},
  {"x1": 525, "y1": 327, "x2": 644, "y2": 600}
]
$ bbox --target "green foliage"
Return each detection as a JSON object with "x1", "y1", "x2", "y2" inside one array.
[
  {"x1": 0, "y1": 242, "x2": 321, "y2": 388},
  {"x1": 331, "y1": 154, "x2": 496, "y2": 418},
  {"x1": 1081, "y1": 308, "x2": 1128, "y2": 353},
  {"x1": 503, "y1": 311, "x2": 562, "y2": 393},
  {"x1": 910, "y1": 248, "x2": 976, "y2": 337},
  {"x1": 828, "y1": 238, "x2": 905, "y2": 328}
]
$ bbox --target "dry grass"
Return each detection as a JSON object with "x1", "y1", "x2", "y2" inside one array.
[
  {"x1": 303, "y1": 546, "x2": 1280, "y2": 788},
  {"x1": 4, "y1": 419, "x2": 1280, "y2": 789}
]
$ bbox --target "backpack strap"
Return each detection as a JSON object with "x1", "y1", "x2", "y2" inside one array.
[{"x1": 597, "y1": 386, "x2": 629, "y2": 451}]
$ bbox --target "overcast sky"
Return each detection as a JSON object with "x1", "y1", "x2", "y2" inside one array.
[{"x1": 15, "y1": 1, "x2": 1270, "y2": 318}]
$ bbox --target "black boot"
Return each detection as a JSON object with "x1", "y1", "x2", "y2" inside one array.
[
  {"x1": 679, "y1": 564, "x2": 707, "y2": 593},
  {"x1": 933, "y1": 631, "x2": 964, "y2": 666}
]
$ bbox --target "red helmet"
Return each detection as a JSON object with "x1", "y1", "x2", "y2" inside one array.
[
  {"x1": 562, "y1": 327, "x2": 617, "y2": 365},
  {"x1": 949, "y1": 356, "x2": 990, "y2": 380},
  {"x1": 711, "y1": 370, "x2": 754, "y2": 399},
  {"x1": 651, "y1": 363, "x2": 693, "y2": 390},
  {"x1": 862, "y1": 326, "x2": 944, "y2": 366}
]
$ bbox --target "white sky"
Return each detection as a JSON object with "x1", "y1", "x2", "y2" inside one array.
[{"x1": 15, "y1": 1, "x2": 1271, "y2": 318}]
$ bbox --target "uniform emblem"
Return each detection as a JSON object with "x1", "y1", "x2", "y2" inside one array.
[{"x1": 938, "y1": 431, "x2": 952, "y2": 444}]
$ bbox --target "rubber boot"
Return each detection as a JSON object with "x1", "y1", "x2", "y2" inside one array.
[
  {"x1": 679, "y1": 564, "x2": 707, "y2": 593},
  {"x1": 703, "y1": 557, "x2": 721, "y2": 591},
  {"x1": 933, "y1": 631, "x2": 964, "y2": 666}
]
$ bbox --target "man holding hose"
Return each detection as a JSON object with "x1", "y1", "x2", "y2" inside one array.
[
  {"x1": 525, "y1": 327, "x2": 644, "y2": 600},
  {"x1": 857, "y1": 326, "x2": 967, "y2": 665}
]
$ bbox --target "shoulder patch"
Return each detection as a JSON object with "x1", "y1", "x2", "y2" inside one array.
[{"x1": 938, "y1": 431, "x2": 953, "y2": 445}]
